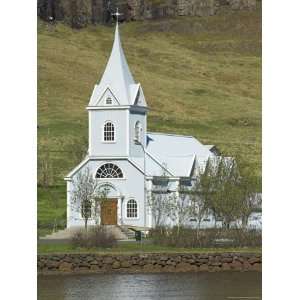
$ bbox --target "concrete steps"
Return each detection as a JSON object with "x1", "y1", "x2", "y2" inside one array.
[
  {"x1": 119, "y1": 225, "x2": 151, "y2": 239},
  {"x1": 118, "y1": 226, "x2": 136, "y2": 239},
  {"x1": 105, "y1": 225, "x2": 128, "y2": 240}
]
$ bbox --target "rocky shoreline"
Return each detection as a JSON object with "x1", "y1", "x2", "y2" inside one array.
[{"x1": 38, "y1": 252, "x2": 262, "y2": 275}]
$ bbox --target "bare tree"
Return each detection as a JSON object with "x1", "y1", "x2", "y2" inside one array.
[
  {"x1": 92, "y1": 185, "x2": 110, "y2": 226},
  {"x1": 169, "y1": 184, "x2": 193, "y2": 234},
  {"x1": 195, "y1": 159, "x2": 220, "y2": 227},
  {"x1": 240, "y1": 193, "x2": 262, "y2": 228},
  {"x1": 71, "y1": 167, "x2": 108, "y2": 231},
  {"x1": 190, "y1": 171, "x2": 209, "y2": 232},
  {"x1": 147, "y1": 174, "x2": 173, "y2": 228}
]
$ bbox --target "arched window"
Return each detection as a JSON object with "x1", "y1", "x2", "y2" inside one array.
[
  {"x1": 127, "y1": 199, "x2": 138, "y2": 218},
  {"x1": 134, "y1": 121, "x2": 142, "y2": 142},
  {"x1": 96, "y1": 163, "x2": 123, "y2": 178},
  {"x1": 103, "y1": 121, "x2": 115, "y2": 141}
]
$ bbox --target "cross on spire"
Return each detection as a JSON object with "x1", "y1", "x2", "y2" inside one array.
[{"x1": 112, "y1": 7, "x2": 123, "y2": 23}]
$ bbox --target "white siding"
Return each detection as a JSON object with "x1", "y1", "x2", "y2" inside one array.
[
  {"x1": 89, "y1": 110, "x2": 128, "y2": 157},
  {"x1": 67, "y1": 159, "x2": 146, "y2": 228},
  {"x1": 129, "y1": 111, "x2": 147, "y2": 158}
]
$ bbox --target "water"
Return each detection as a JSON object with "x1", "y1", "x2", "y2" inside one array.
[{"x1": 38, "y1": 272, "x2": 261, "y2": 300}]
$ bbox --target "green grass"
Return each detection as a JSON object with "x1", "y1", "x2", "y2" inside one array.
[
  {"x1": 38, "y1": 9, "x2": 261, "y2": 227},
  {"x1": 38, "y1": 241, "x2": 261, "y2": 254},
  {"x1": 37, "y1": 185, "x2": 66, "y2": 233}
]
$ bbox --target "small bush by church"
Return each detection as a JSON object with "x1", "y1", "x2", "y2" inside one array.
[
  {"x1": 71, "y1": 226, "x2": 117, "y2": 249},
  {"x1": 149, "y1": 227, "x2": 261, "y2": 248}
]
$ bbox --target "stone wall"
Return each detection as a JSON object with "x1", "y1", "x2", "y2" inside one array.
[
  {"x1": 37, "y1": 0, "x2": 259, "y2": 28},
  {"x1": 38, "y1": 252, "x2": 262, "y2": 274}
]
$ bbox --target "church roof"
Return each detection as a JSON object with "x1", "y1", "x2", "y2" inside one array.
[
  {"x1": 88, "y1": 23, "x2": 143, "y2": 107},
  {"x1": 65, "y1": 132, "x2": 217, "y2": 179},
  {"x1": 143, "y1": 132, "x2": 217, "y2": 177}
]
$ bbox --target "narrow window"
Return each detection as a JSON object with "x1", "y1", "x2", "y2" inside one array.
[
  {"x1": 106, "y1": 97, "x2": 112, "y2": 105},
  {"x1": 104, "y1": 122, "x2": 115, "y2": 141},
  {"x1": 134, "y1": 121, "x2": 142, "y2": 142},
  {"x1": 127, "y1": 199, "x2": 138, "y2": 218}
]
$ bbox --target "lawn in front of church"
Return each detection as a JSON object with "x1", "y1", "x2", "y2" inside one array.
[{"x1": 38, "y1": 241, "x2": 261, "y2": 254}]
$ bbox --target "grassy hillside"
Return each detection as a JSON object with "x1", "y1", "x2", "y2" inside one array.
[{"x1": 38, "y1": 9, "x2": 261, "y2": 231}]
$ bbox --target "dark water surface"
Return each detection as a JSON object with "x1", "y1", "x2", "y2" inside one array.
[{"x1": 38, "y1": 272, "x2": 261, "y2": 300}]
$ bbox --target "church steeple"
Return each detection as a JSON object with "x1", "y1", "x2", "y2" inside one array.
[
  {"x1": 88, "y1": 22, "x2": 147, "y2": 107},
  {"x1": 87, "y1": 18, "x2": 147, "y2": 158}
]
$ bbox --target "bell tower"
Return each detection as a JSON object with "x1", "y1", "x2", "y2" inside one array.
[{"x1": 86, "y1": 21, "x2": 148, "y2": 159}]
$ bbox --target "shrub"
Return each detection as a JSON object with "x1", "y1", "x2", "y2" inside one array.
[
  {"x1": 71, "y1": 230, "x2": 86, "y2": 248},
  {"x1": 71, "y1": 226, "x2": 117, "y2": 249},
  {"x1": 149, "y1": 226, "x2": 261, "y2": 248},
  {"x1": 223, "y1": 228, "x2": 262, "y2": 248}
]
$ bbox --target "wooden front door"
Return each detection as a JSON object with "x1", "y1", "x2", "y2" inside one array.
[{"x1": 101, "y1": 199, "x2": 117, "y2": 225}]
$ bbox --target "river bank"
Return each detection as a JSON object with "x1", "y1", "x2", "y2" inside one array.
[{"x1": 38, "y1": 252, "x2": 261, "y2": 275}]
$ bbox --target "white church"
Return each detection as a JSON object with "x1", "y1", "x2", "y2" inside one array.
[{"x1": 64, "y1": 22, "x2": 225, "y2": 229}]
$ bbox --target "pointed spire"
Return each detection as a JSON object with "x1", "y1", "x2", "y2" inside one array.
[
  {"x1": 89, "y1": 21, "x2": 138, "y2": 106},
  {"x1": 108, "y1": 20, "x2": 135, "y2": 87}
]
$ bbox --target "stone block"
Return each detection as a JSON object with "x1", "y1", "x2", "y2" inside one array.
[
  {"x1": 59, "y1": 262, "x2": 73, "y2": 272},
  {"x1": 187, "y1": 258, "x2": 196, "y2": 264},
  {"x1": 221, "y1": 257, "x2": 233, "y2": 263},
  {"x1": 163, "y1": 265, "x2": 176, "y2": 272},
  {"x1": 212, "y1": 266, "x2": 221, "y2": 272},
  {"x1": 160, "y1": 256, "x2": 169, "y2": 261},
  {"x1": 174, "y1": 256, "x2": 182, "y2": 263},
  {"x1": 90, "y1": 265, "x2": 100, "y2": 271},
  {"x1": 121, "y1": 261, "x2": 131, "y2": 268},
  {"x1": 197, "y1": 258, "x2": 209, "y2": 264},
  {"x1": 248, "y1": 257, "x2": 261, "y2": 264},
  {"x1": 199, "y1": 264, "x2": 209, "y2": 271},
  {"x1": 86, "y1": 256, "x2": 94, "y2": 262},
  {"x1": 103, "y1": 257, "x2": 114, "y2": 264},
  {"x1": 222, "y1": 263, "x2": 231, "y2": 271},
  {"x1": 231, "y1": 261, "x2": 243, "y2": 271},
  {"x1": 243, "y1": 261, "x2": 251, "y2": 270},
  {"x1": 112, "y1": 261, "x2": 121, "y2": 269},
  {"x1": 143, "y1": 264, "x2": 158, "y2": 272},
  {"x1": 48, "y1": 261, "x2": 60, "y2": 269},
  {"x1": 78, "y1": 262, "x2": 89, "y2": 268},
  {"x1": 176, "y1": 262, "x2": 196, "y2": 272},
  {"x1": 250, "y1": 263, "x2": 262, "y2": 272},
  {"x1": 139, "y1": 260, "x2": 146, "y2": 266}
]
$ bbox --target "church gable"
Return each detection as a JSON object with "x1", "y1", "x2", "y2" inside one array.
[
  {"x1": 189, "y1": 157, "x2": 198, "y2": 177},
  {"x1": 96, "y1": 87, "x2": 120, "y2": 106},
  {"x1": 133, "y1": 85, "x2": 147, "y2": 107}
]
